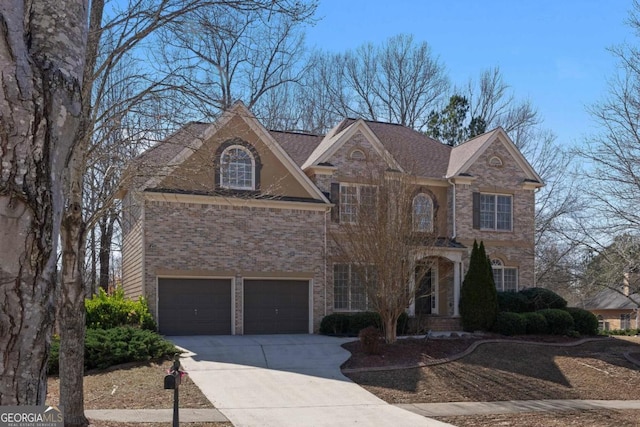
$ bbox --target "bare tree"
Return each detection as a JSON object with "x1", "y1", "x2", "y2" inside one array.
[
  {"x1": 0, "y1": 0, "x2": 87, "y2": 405},
  {"x1": 154, "y1": 3, "x2": 312, "y2": 123},
  {"x1": 55, "y1": 1, "x2": 317, "y2": 425},
  {"x1": 294, "y1": 34, "x2": 449, "y2": 133},
  {"x1": 571, "y1": 1, "x2": 640, "y2": 303},
  {"x1": 331, "y1": 166, "x2": 439, "y2": 343}
]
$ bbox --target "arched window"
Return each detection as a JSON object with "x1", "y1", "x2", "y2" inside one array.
[
  {"x1": 412, "y1": 193, "x2": 433, "y2": 232},
  {"x1": 220, "y1": 145, "x2": 255, "y2": 190},
  {"x1": 491, "y1": 258, "x2": 518, "y2": 292},
  {"x1": 350, "y1": 149, "x2": 366, "y2": 160}
]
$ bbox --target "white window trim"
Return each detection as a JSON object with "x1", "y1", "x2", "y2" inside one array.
[
  {"x1": 339, "y1": 183, "x2": 376, "y2": 224},
  {"x1": 413, "y1": 193, "x2": 434, "y2": 232},
  {"x1": 491, "y1": 259, "x2": 518, "y2": 292},
  {"x1": 220, "y1": 145, "x2": 255, "y2": 190},
  {"x1": 333, "y1": 263, "x2": 372, "y2": 312},
  {"x1": 480, "y1": 193, "x2": 513, "y2": 232}
]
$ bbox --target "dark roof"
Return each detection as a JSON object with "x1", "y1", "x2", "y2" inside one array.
[
  {"x1": 125, "y1": 122, "x2": 211, "y2": 191},
  {"x1": 144, "y1": 188, "x2": 326, "y2": 204},
  {"x1": 269, "y1": 130, "x2": 324, "y2": 166},
  {"x1": 337, "y1": 118, "x2": 452, "y2": 178},
  {"x1": 583, "y1": 288, "x2": 640, "y2": 310}
]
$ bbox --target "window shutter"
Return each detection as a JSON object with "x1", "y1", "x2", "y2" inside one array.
[
  {"x1": 472, "y1": 192, "x2": 480, "y2": 229},
  {"x1": 330, "y1": 183, "x2": 340, "y2": 223}
]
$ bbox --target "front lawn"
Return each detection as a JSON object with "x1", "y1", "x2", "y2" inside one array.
[{"x1": 345, "y1": 336, "x2": 640, "y2": 404}]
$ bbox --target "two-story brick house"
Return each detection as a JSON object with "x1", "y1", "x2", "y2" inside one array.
[{"x1": 120, "y1": 101, "x2": 543, "y2": 335}]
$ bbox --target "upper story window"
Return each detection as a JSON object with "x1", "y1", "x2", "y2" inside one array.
[
  {"x1": 491, "y1": 259, "x2": 518, "y2": 292},
  {"x1": 476, "y1": 193, "x2": 512, "y2": 231},
  {"x1": 339, "y1": 184, "x2": 376, "y2": 224},
  {"x1": 220, "y1": 145, "x2": 255, "y2": 190},
  {"x1": 412, "y1": 193, "x2": 433, "y2": 232}
]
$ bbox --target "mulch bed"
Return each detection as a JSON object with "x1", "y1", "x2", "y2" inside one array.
[{"x1": 341, "y1": 334, "x2": 591, "y2": 370}]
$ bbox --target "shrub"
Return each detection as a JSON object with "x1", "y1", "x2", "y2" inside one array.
[
  {"x1": 537, "y1": 309, "x2": 574, "y2": 335},
  {"x1": 565, "y1": 307, "x2": 599, "y2": 336},
  {"x1": 459, "y1": 241, "x2": 499, "y2": 331},
  {"x1": 48, "y1": 327, "x2": 177, "y2": 374},
  {"x1": 85, "y1": 287, "x2": 156, "y2": 331},
  {"x1": 607, "y1": 328, "x2": 640, "y2": 336},
  {"x1": 519, "y1": 288, "x2": 567, "y2": 311},
  {"x1": 358, "y1": 326, "x2": 383, "y2": 355},
  {"x1": 521, "y1": 312, "x2": 548, "y2": 335},
  {"x1": 348, "y1": 312, "x2": 381, "y2": 335},
  {"x1": 497, "y1": 291, "x2": 530, "y2": 313},
  {"x1": 493, "y1": 312, "x2": 526, "y2": 336},
  {"x1": 320, "y1": 312, "x2": 409, "y2": 336},
  {"x1": 319, "y1": 313, "x2": 351, "y2": 335}
]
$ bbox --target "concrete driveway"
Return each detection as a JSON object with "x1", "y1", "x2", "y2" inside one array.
[{"x1": 170, "y1": 334, "x2": 453, "y2": 427}]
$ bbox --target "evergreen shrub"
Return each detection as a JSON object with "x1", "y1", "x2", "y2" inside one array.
[
  {"x1": 537, "y1": 309, "x2": 574, "y2": 335},
  {"x1": 565, "y1": 307, "x2": 599, "y2": 336},
  {"x1": 520, "y1": 287, "x2": 567, "y2": 311},
  {"x1": 48, "y1": 327, "x2": 177, "y2": 374},
  {"x1": 85, "y1": 287, "x2": 156, "y2": 330},
  {"x1": 493, "y1": 312, "x2": 526, "y2": 336},
  {"x1": 521, "y1": 312, "x2": 549, "y2": 335},
  {"x1": 459, "y1": 241, "x2": 499, "y2": 332}
]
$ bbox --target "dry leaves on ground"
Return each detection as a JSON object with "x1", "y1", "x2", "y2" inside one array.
[{"x1": 345, "y1": 336, "x2": 640, "y2": 405}]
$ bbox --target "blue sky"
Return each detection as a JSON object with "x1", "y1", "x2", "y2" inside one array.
[{"x1": 304, "y1": 0, "x2": 633, "y2": 147}]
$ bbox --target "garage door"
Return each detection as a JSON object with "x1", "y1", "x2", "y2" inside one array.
[
  {"x1": 244, "y1": 279, "x2": 309, "y2": 334},
  {"x1": 158, "y1": 278, "x2": 232, "y2": 335}
]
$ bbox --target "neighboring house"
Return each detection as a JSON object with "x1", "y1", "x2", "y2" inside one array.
[
  {"x1": 583, "y1": 284, "x2": 640, "y2": 331},
  {"x1": 119, "y1": 102, "x2": 543, "y2": 335}
]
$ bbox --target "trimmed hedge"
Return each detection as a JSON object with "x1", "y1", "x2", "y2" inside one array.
[
  {"x1": 519, "y1": 287, "x2": 567, "y2": 311},
  {"x1": 521, "y1": 312, "x2": 548, "y2": 335},
  {"x1": 606, "y1": 328, "x2": 640, "y2": 336},
  {"x1": 497, "y1": 291, "x2": 530, "y2": 313},
  {"x1": 565, "y1": 307, "x2": 599, "y2": 336},
  {"x1": 493, "y1": 312, "x2": 526, "y2": 336},
  {"x1": 48, "y1": 327, "x2": 177, "y2": 374},
  {"x1": 85, "y1": 288, "x2": 156, "y2": 331},
  {"x1": 320, "y1": 312, "x2": 409, "y2": 336},
  {"x1": 537, "y1": 309, "x2": 574, "y2": 335}
]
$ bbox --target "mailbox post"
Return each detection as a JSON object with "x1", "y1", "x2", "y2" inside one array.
[{"x1": 163, "y1": 354, "x2": 183, "y2": 427}]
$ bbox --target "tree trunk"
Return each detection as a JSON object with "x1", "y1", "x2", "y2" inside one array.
[
  {"x1": 382, "y1": 313, "x2": 399, "y2": 344},
  {"x1": 98, "y1": 209, "x2": 116, "y2": 292},
  {"x1": 59, "y1": 201, "x2": 88, "y2": 427},
  {"x1": 0, "y1": 0, "x2": 87, "y2": 405},
  {"x1": 89, "y1": 226, "x2": 97, "y2": 295}
]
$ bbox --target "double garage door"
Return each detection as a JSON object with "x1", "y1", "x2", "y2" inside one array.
[{"x1": 158, "y1": 278, "x2": 309, "y2": 335}]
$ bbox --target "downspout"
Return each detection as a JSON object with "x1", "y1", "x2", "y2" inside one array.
[
  {"x1": 324, "y1": 206, "x2": 330, "y2": 316},
  {"x1": 447, "y1": 178, "x2": 456, "y2": 240}
]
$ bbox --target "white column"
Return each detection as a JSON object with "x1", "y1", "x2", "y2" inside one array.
[
  {"x1": 408, "y1": 257, "x2": 416, "y2": 317},
  {"x1": 453, "y1": 261, "x2": 461, "y2": 317}
]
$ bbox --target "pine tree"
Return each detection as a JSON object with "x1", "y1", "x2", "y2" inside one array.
[{"x1": 459, "y1": 240, "x2": 499, "y2": 331}]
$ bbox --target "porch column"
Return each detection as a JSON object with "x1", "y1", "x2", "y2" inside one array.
[{"x1": 453, "y1": 261, "x2": 461, "y2": 316}]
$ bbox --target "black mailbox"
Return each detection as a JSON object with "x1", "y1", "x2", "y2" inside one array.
[{"x1": 164, "y1": 373, "x2": 179, "y2": 389}]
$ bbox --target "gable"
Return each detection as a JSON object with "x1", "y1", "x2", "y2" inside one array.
[
  {"x1": 448, "y1": 129, "x2": 543, "y2": 188},
  {"x1": 303, "y1": 120, "x2": 402, "y2": 175},
  {"x1": 147, "y1": 103, "x2": 328, "y2": 202}
]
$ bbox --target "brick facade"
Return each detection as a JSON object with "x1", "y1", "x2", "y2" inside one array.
[
  {"x1": 142, "y1": 198, "x2": 327, "y2": 332},
  {"x1": 121, "y1": 104, "x2": 541, "y2": 335}
]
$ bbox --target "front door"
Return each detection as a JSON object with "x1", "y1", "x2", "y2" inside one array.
[{"x1": 415, "y1": 267, "x2": 432, "y2": 316}]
